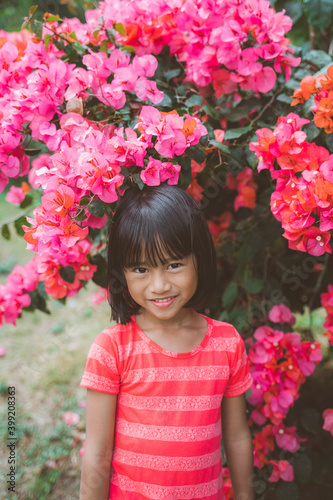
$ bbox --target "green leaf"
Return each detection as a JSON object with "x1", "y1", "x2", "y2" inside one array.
[
  {"x1": 303, "y1": 0, "x2": 333, "y2": 31},
  {"x1": 276, "y1": 482, "x2": 299, "y2": 500},
  {"x1": 238, "y1": 243, "x2": 257, "y2": 264},
  {"x1": 185, "y1": 94, "x2": 203, "y2": 108},
  {"x1": 46, "y1": 14, "x2": 63, "y2": 22},
  {"x1": 20, "y1": 195, "x2": 33, "y2": 209},
  {"x1": 284, "y1": 1, "x2": 304, "y2": 23},
  {"x1": 93, "y1": 28, "x2": 100, "y2": 42},
  {"x1": 164, "y1": 69, "x2": 182, "y2": 82},
  {"x1": 73, "y1": 42, "x2": 87, "y2": 55},
  {"x1": 326, "y1": 133, "x2": 333, "y2": 153},
  {"x1": 133, "y1": 173, "x2": 144, "y2": 190},
  {"x1": 44, "y1": 34, "x2": 51, "y2": 51},
  {"x1": 210, "y1": 140, "x2": 229, "y2": 153},
  {"x1": 115, "y1": 23, "x2": 127, "y2": 36},
  {"x1": 29, "y1": 5, "x2": 38, "y2": 16},
  {"x1": 87, "y1": 199, "x2": 106, "y2": 218},
  {"x1": 1, "y1": 224, "x2": 10, "y2": 240},
  {"x1": 244, "y1": 277, "x2": 264, "y2": 294},
  {"x1": 30, "y1": 20, "x2": 43, "y2": 39},
  {"x1": 157, "y1": 93, "x2": 173, "y2": 108},
  {"x1": 224, "y1": 125, "x2": 252, "y2": 140},
  {"x1": 222, "y1": 282, "x2": 238, "y2": 308},
  {"x1": 202, "y1": 104, "x2": 220, "y2": 120},
  {"x1": 24, "y1": 147, "x2": 42, "y2": 157},
  {"x1": 186, "y1": 144, "x2": 206, "y2": 164},
  {"x1": 300, "y1": 408, "x2": 322, "y2": 434},
  {"x1": 14, "y1": 216, "x2": 27, "y2": 237},
  {"x1": 106, "y1": 29, "x2": 115, "y2": 44},
  {"x1": 120, "y1": 45, "x2": 136, "y2": 53},
  {"x1": 228, "y1": 99, "x2": 259, "y2": 122},
  {"x1": 59, "y1": 266, "x2": 75, "y2": 284},
  {"x1": 227, "y1": 307, "x2": 247, "y2": 331},
  {"x1": 79, "y1": 196, "x2": 91, "y2": 206},
  {"x1": 303, "y1": 50, "x2": 332, "y2": 68},
  {"x1": 178, "y1": 156, "x2": 192, "y2": 189},
  {"x1": 294, "y1": 454, "x2": 312, "y2": 483},
  {"x1": 90, "y1": 254, "x2": 108, "y2": 288},
  {"x1": 305, "y1": 121, "x2": 321, "y2": 141}
]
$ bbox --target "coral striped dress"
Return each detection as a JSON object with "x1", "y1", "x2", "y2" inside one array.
[{"x1": 80, "y1": 315, "x2": 252, "y2": 500}]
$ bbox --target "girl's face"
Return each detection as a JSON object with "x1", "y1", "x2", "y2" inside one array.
[{"x1": 124, "y1": 253, "x2": 198, "y2": 323}]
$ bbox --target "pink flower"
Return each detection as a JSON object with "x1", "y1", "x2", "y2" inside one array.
[
  {"x1": 5, "y1": 186, "x2": 25, "y2": 205},
  {"x1": 135, "y1": 77, "x2": 164, "y2": 104},
  {"x1": 272, "y1": 425, "x2": 303, "y2": 452},
  {"x1": 269, "y1": 460, "x2": 294, "y2": 482},
  {"x1": 323, "y1": 409, "x2": 333, "y2": 435},
  {"x1": 268, "y1": 304, "x2": 295, "y2": 325},
  {"x1": 140, "y1": 158, "x2": 163, "y2": 186},
  {"x1": 79, "y1": 441, "x2": 85, "y2": 457},
  {"x1": 155, "y1": 130, "x2": 187, "y2": 158},
  {"x1": 320, "y1": 208, "x2": 333, "y2": 232},
  {"x1": 63, "y1": 411, "x2": 80, "y2": 426},
  {"x1": 0, "y1": 346, "x2": 6, "y2": 356}
]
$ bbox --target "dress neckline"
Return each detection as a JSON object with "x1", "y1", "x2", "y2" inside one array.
[{"x1": 131, "y1": 314, "x2": 213, "y2": 358}]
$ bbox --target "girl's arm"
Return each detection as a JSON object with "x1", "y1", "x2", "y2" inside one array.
[
  {"x1": 221, "y1": 394, "x2": 254, "y2": 500},
  {"x1": 80, "y1": 389, "x2": 118, "y2": 500}
]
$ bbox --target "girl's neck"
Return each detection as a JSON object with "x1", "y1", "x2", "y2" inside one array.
[{"x1": 134, "y1": 307, "x2": 200, "y2": 333}]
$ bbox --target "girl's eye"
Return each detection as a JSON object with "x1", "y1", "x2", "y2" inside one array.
[
  {"x1": 134, "y1": 267, "x2": 148, "y2": 274},
  {"x1": 168, "y1": 262, "x2": 182, "y2": 269}
]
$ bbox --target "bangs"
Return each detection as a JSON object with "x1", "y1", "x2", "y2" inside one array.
[{"x1": 120, "y1": 213, "x2": 192, "y2": 270}]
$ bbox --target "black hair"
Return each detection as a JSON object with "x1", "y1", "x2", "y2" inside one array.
[{"x1": 107, "y1": 183, "x2": 216, "y2": 324}]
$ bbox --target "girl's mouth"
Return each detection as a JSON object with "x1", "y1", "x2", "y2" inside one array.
[{"x1": 149, "y1": 296, "x2": 177, "y2": 308}]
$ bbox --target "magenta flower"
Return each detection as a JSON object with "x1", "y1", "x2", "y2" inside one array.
[
  {"x1": 323, "y1": 409, "x2": 333, "y2": 435},
  {"x1": 268, "y1": 460, "x2": 294, "y2": 482},
  {"x1": 268, "y1": 304, "x2": 295, "y2": 325}
]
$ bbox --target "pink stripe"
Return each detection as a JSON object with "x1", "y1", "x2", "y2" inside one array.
[
  {"x1": 80, "y1": 372, "x2": 119, "y2": 394},
  {"x1": 123, "y1": 366, "x2": 229, "y2": 383},
  {"x1": 88, "y1": 343, "x2": 118, "y2": 373},
  {"x1": 118, "y1": 393, "x2": 222, "y2": 411},
  {"x1": 111, "y1": 473, "x2": 223, "y2": 499},
  {"x1": 113, "y1": 447, "x2": 222, "y2": 471},
  {"x1": 116, "y1": 417, "x2": 221, "y2": 442}
]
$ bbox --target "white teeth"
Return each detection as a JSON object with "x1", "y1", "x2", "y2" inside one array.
[{"x1": 154, "y1": 297, "x2": 173, "y2": 302}]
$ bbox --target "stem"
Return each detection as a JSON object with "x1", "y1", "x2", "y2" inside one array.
[
  {"x1": 0, "y1": 203, "x2": 40, "y2": 228},
  {"x1": 250, "y1": 90, "x2": 281, "y2": 127},
  {"x1": 308, "y1": 253, "x2": 330, "y2": 314}
]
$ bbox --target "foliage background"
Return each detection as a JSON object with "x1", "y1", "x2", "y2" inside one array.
[{"x1": 0, "y1": 0, "x2": 333, "y2": 499}]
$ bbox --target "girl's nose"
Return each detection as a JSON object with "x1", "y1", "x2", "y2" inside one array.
[{"x1": 149, "y1": 270, "x2": 171, "y2": 294}]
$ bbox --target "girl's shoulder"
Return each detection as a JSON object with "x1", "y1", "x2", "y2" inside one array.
[
  {"x1": 204, "y1": 315, "x2": 241, "y2": 338},
  {"x1": 90, "y1": 320, "x2": 136, "y2": 349}
]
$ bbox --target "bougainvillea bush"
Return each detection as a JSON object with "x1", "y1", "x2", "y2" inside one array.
[{"x1": 1, "y1": 0, "x2": 333, "y2": 498}]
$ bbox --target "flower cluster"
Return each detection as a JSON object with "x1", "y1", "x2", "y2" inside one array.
[
  {"x1": 0, "y1": 259, "x2": 39, "y2": 326},
  {"x1": 23, "y1": 104, "x2": 205, "y2": 255},
  {"x1": 101, "y1": 0, "x2": 300, "y2": 91},
  {"x1": 323, "y1": 409, "x2": 333, "y2": 435},
  {"x1": 248, "y1": 305, "x2": 322, "y2": 480},
  {"x1": 226, "y1": 167, "x2": 258, "y2": 212},
  {"x1": 250, "y1": 112, "x2": 333, "y2": 256},
  {"x1": 321, "y1": 285, "x2": 333, "y2": 345},
  {"x1": 291, "y1": 65, "x2": 333, "y2": 133},
  {"x1": 0, "y1": 28, "x2": 163, "y2": 192},
  {"x1": 248, "y1": 323, "x2": 322, "y2": 426}
]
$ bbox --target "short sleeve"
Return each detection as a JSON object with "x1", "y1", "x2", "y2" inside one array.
[
  {"x1": 80, "y1": 329, "x2": 120, "y2": 395},
  {"x1": 224, "y1": 328, "x2": 252, "y2": 398}
]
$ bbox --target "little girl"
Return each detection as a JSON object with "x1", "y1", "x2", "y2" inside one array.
[{"x1": 80, "y1": 184, "x2": 254, "y2": 500}]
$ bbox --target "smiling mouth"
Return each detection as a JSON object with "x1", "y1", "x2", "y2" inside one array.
[{"x1": 150, "y1": 296, "x2": 177, "y2": 303}]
